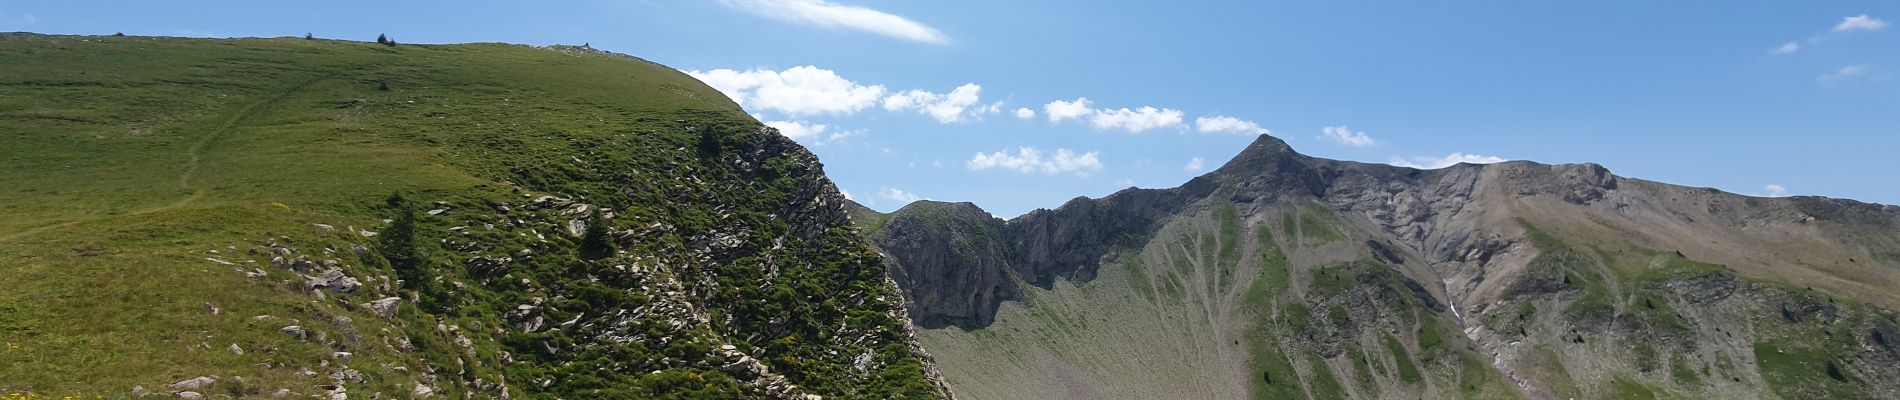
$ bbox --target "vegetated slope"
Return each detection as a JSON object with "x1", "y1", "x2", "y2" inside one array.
[
  {"x1": 0, "y1": 34, "x2": 949, "y2": 399},
  {"x1": 851, "y1": 134, "x2": 1900, "y2": 399}
]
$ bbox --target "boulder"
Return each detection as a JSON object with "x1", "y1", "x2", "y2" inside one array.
[
  {"x1": 167, "y1": 376, "x2": 216, "y2": 392},
  {"x1": 363, "y1": 297, "x2": 402, "y2": 319}
]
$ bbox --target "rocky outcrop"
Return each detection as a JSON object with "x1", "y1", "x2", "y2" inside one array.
[
  {"x1": 1004, "y1": 178, "x2": 1215, "y2": 288},
  {"x1": 867, "y1": 202, "x2": 1018, "y2": 329},
  {"x1": 855, "y1": 178, "x2": 1215, "y2": 328}
]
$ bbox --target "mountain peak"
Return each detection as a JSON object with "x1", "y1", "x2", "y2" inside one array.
[
  {"x1": 1222, "y1": 134, "x2": 1299, "y2": 165},
  {"x1": 1205, "y1": 134, "x2": 1328, "y2": 197}
]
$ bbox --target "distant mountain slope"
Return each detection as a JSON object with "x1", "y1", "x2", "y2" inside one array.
[
  {"x1": 852, "y1": 134, "x2": 1900, "y2": 399},
  {"x1": 0, "y1": 34, "x2": 948, "y2": 399}
]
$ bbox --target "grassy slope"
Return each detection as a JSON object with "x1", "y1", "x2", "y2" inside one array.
[
  {"x1": 917, "y1": 200, "x2": 1516, "y2": 399},
  {"x1": 0, "y1": 34, "x2": 938, "y2": 398},
  {"x1": 1470, "y1": 209, "x2": 1899, "y2": 399}
]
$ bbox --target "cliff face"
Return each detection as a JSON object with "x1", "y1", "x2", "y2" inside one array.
[
  {"x1": 862, "y1": 202, "x2": 1018, "y2": 329},
  {"x1": 862, "y1": 134, "x2": 1900, "y2": 399}
]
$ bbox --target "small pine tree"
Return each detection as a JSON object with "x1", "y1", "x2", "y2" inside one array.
[
  {"x1": 696, "y1": 126, "x2": 721, "y2": 156},
  {"x1": 305, "y1": 33, "x2": 315, "y2": 40},
  {"x1": 579, "y1": 211, "x2": 615, "y2": 260},
  {"x1": 375, "y1": 33, "x2": 388, "y2": 45},
  {"x1": 376, "y1": 80, "x2": 390, "y2": 91},
  {"x1": 379, "y1": 201, "x2": 424, "y2": 285}
]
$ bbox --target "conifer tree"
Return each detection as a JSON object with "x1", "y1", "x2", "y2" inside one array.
[{"x1": 579, "y1": 211, "x2": 615, "y2": 260}]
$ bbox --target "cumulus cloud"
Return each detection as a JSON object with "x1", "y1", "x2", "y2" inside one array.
[
  {"x1": 882, "y1": 83, "x2": 985, "y2": 123},
  {"x1": 1183, "y1": 157, "x2": 1206, "y2": 172},
  {"x1": 1043, "y1": 97, "x2": 1094, "y2": 122},
  {"x1": 1772, "y1": 42, "x2": 1801, "y2": 55},
  {"x1": 967, "y1": 147, "x2": 1104, "y2": 175},
  {"x1": 1013, "y1": 107, "x2": 1036, "y2": 119},
  {"x1": 687, "y1": 66, "x2": 885, "y2": 116},
  {"x1": 1195, "y1": 115, "x2": 1270, "y2": 135},
  {"x1": 763, "y1": 120, "x2": 828, "y2": 141},
  {"x1": 880, "y1": 187, "x2": 925, "y2": 203},
  {"x1": 1319, "y1": 125, "x2": 1377, "y2": 147},
  {"x1": 1817, "y1": 64, "x2": 1870, "y2": 86},
  {"x1": 1765, "y1": 184, "x2": 1789, "y2": 197},
  {"x1": 1040, "y1": 98, "x2": 1186, "y2": 133},
  {"x1": 1090, "y1": 106, "x2": 1185, "y2": 133},
  {"x1": 1388, "y1": 153, "x2": 1508, "y2": 169},
  {"x1": 840, "y1": 188, "x2": 855, "y2": 200},
  {"x1": 715, "y1": 0, "x2": 949, "y2": 44},
  {"x1": 1834, "y1": 14, "x2": 1888, "y2": 32}
]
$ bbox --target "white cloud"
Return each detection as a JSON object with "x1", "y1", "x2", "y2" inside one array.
[
  {"x1": 1043, "y1": 97, "x2": 1094, "y2": 122},
  {"x1": 882, "y1": 83, "x2": 984, "y2": 123},
  {"x1": 1089, "y1": 106, "x2": 1184, "y2": 133},
  {"x1": 715, "y1": 0, "x2": 949, "y2": 44},
  {"x1": 687, "y1": 66, "x2": 886, "y2": 116},
  {"x1": 1834, "y1": 14, "x2": 1888, "y2": 32},
  {"x1": 1772, "y1": 42, "x2": 1800, "y2": 55},
  {"x1": 1195, "y1": 115, "x2": 1270, "y2": 135},
  {"x1": 1319, "y1": 125, "x2": 1377, "y2": 147},
  {"x1": 826, "y1": 128, "x2": 859, "y2": 142},
  {"x1": 979, "y1": 101, "x2": 1005, "y2": 115},
  {"x1": 840, "y1": 188, "x2": 855, "y2": 200},
  {"x1": 1013, "y1": 107, "x2": 1036, "y2": 119},
  {"x1": 1765, "y1": 184, "x2": 1789, "y2": 197},
  {"x1": 1817, "y1": 64, "x2": 1870, "y2": 86},
  {"x1": 763, "y1": 120, "x2": 828, "y2": 141},
  {"x1": 1183, "y1": 157, "x2": 1206, "y2": 172},
  {"x1": 881, "y1": 187, "x2": 925, "y2": 203},
  {"x1": 1388, "y1": 153, "x2": 1508, "y2": 169},
  {"x1": 967, "y1": 147, "x2": 1104, "y2": 175}
]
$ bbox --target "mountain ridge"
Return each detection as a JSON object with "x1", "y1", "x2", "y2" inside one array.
[{"x1": 853, "y1": 133, "x2": 1900, "y2": 399}]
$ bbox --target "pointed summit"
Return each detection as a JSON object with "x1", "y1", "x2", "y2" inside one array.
[
  {"x1": 1206, "y1": 134, "x2": 1326, "y2": 197},
  {"x1": 1209, "y1": 134, "x2": 1302, "y2": 175}
]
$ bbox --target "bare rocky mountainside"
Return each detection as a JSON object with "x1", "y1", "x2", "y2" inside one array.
[
  {"x1": 850, "y1": 134, "x2": 1900, "y2": 399},
  {"x1": 0, "y1": 34, "x2": 949, "y2": 399}
]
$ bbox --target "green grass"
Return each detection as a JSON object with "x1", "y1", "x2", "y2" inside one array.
[
  {"x1": 1454, "y1": 351, "x2": 1517, "y2": 399},
  {"x1": 1754, "y1": 341, "x2": 1863, "y2": 398},
  {"x1": 1345, "y1": 347, "x2": 1381, "y2": 397},
  {"x1": 1303, "y1": 352, "x2": 1349, "y2": 399},
  {"x1": 1669, "y1": 353, "x2": 1702, "y2": 387},
  {"x1": 844, "y1": 201, "x2": 894, "y2": 237},
  {"x1": 1523, "y1": 345, "x2": 1581, "y2": 399},
  {"x1": 1607, "y1": 377, "x2": 1661, "y2": 399},
  {"x1": 1416, "y1": 314, "x2": 1453, "y2": 356},
  {"x1": 1247, "y1": 340, "x2": 1306, "y2": 400},
  {"x1": 1293, "y1": 203, "x2": 1345, "y2": 244},
  {"x1": 1253, "y1": 228, "x2": 1291, "y2": 296},
  {"x1": 0, "y1": 34, "x2": 940, "y2": 398},
  {"x1": 1384, "y1": 334, "x2": 1423, "y2": 383}
]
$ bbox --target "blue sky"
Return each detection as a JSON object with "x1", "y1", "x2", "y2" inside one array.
[{"x1": 5, "y1": 1, "x2": 1895, "y2": 216}]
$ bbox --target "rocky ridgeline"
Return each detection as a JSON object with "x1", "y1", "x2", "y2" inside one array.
[
  {"x1": 164, "y1": 128, "x2": 952, "y2": 398},
  {"x1": 863, "y1": 134, "x2": 1900, "y2": 399}
]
